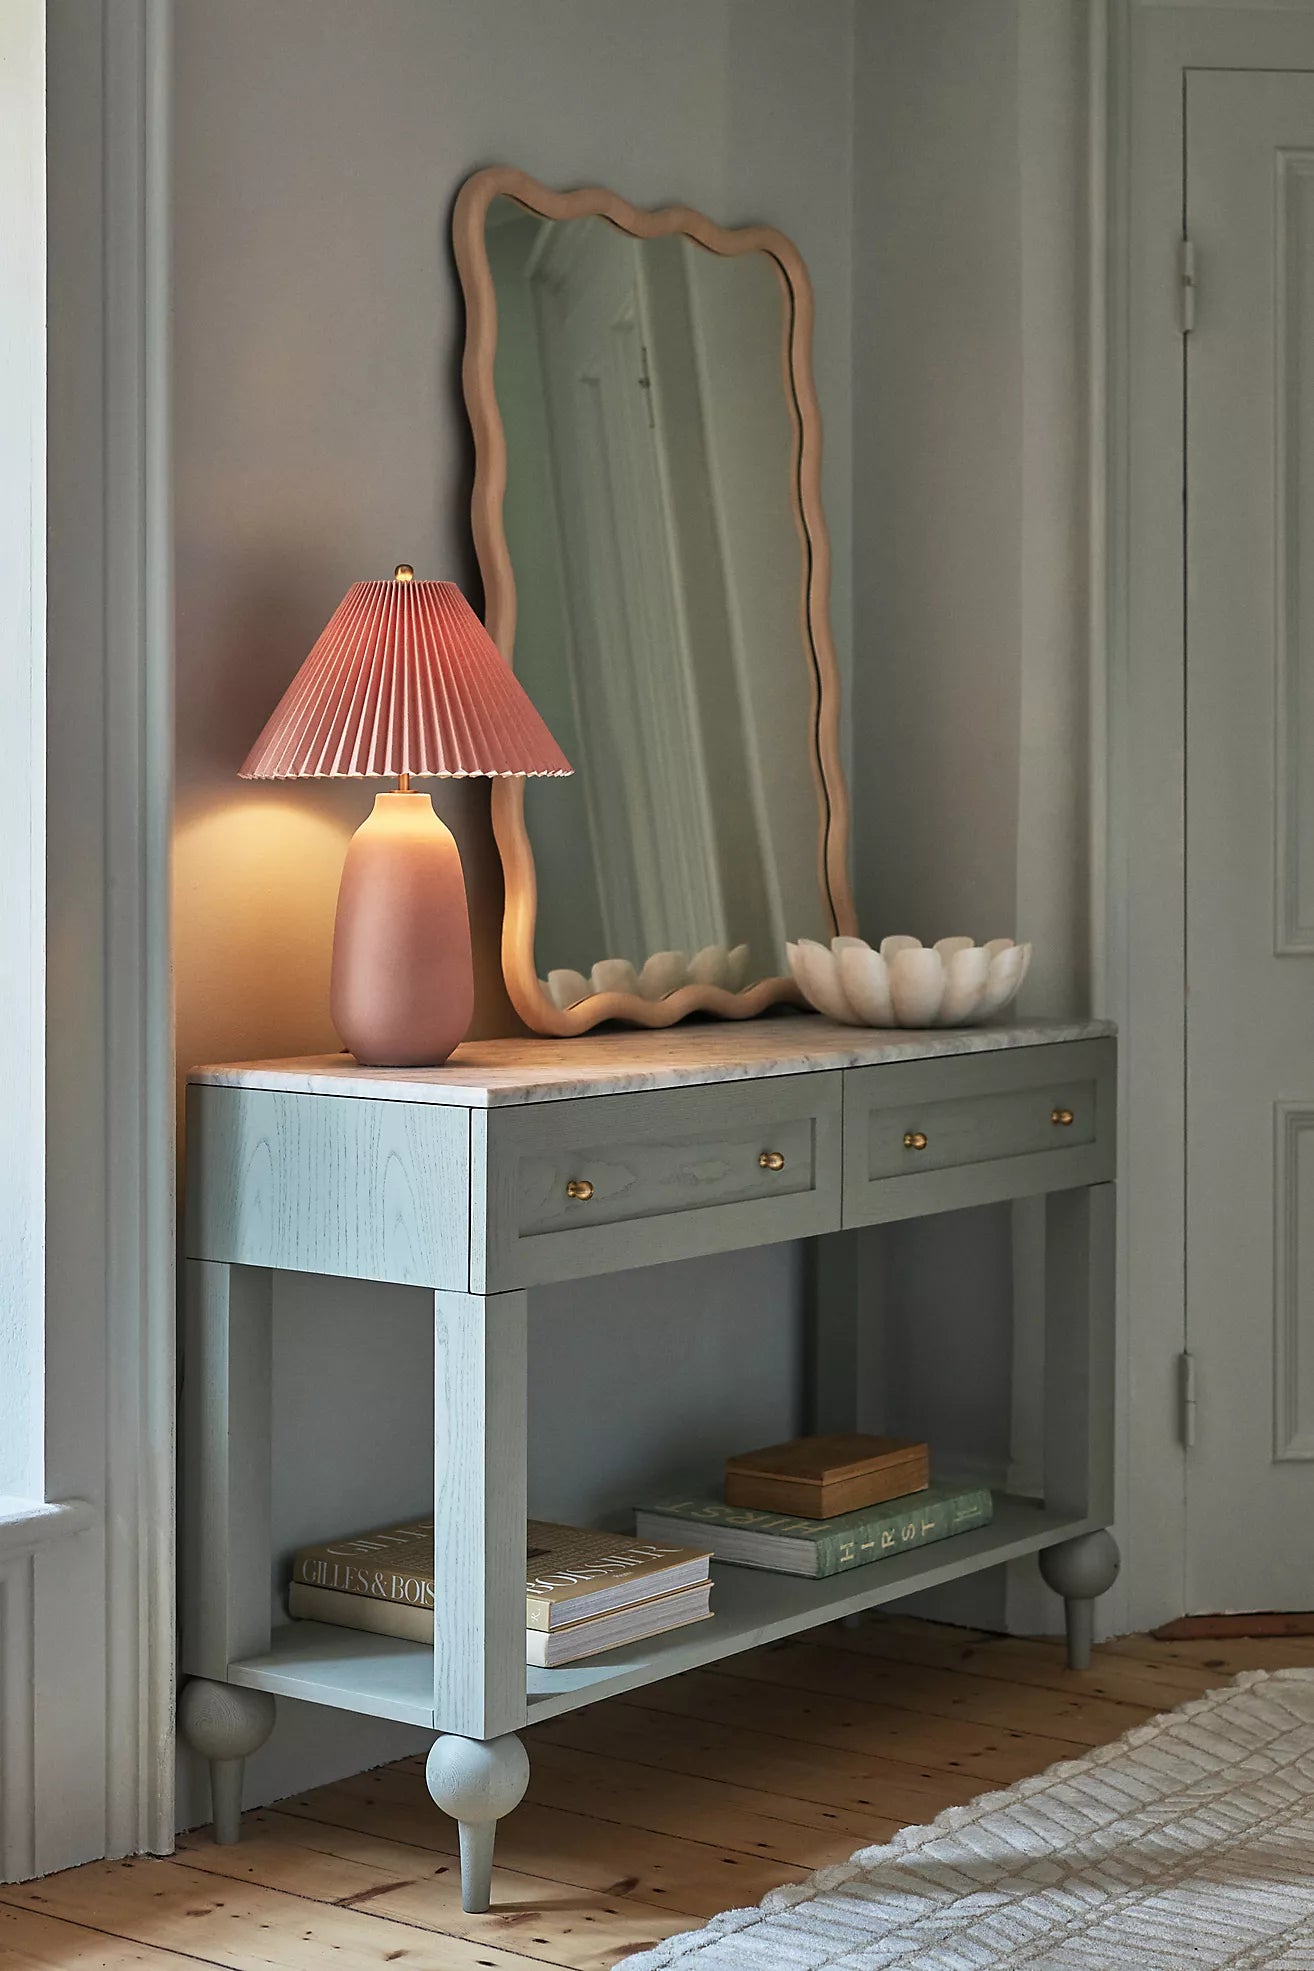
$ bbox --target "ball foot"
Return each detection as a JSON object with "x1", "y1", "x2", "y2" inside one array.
[
  {"x1": 178, "y1": 1678, "x2": 276, "y2": 1844},
  {"x1": 1039, "y1": 1530, "x2": 1121, "y2": 1670},
  {"x1": 425, "y1": 1732, "x2": 529, "y2": 1913}
]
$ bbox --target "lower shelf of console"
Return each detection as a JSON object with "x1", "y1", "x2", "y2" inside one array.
[{"x1": 225, "y1": 1494, "x2": 1100, "y2": 1733}]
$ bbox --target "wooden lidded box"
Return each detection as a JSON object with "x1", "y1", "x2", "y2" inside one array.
[{"x1": 725, "y1": 1433, "x2": 930, "y2": 1520}]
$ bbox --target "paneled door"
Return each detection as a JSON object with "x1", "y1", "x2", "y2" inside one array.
[{"x1": 1186, "y1": 72, "x2": 1314, "y2": 1610}]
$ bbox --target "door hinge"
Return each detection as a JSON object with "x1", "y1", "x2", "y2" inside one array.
[
  {"x1": 637, "y1": 340, "x2": 656, "y2": 428},
  {"x1": 1178, "y1": 1349, "x2": 1197, "y2": 1447},
  {"x1": 1179, "y1": 238, "x2": 1196, "y2": 334}
]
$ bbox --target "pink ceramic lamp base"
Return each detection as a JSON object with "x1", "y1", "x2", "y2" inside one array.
[{"x1": 329, "y1": 791, "x2": 474, "y2": 1067}]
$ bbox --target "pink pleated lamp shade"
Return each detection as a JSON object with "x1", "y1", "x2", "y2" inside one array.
[{"x1": 240, "y1": 574, "x2": 572, "y2": 780}]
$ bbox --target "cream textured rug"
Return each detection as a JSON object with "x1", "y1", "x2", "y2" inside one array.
[{"x1": 622, "y1": 1670, "x2": 1314, "y2": 1970}]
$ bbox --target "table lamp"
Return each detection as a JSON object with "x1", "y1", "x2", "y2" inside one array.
[{"x1": 241, "y1": 564, "x2": 571, "y2": 1067}]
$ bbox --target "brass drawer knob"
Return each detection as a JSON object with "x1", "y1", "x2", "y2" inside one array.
[
  {"x1": 565, "y1": 1178, "x2": 594, "y2": 1202},
  {"x1": 759, "y1": 1149, "x2": 786, "y2": 1172},
  {"x1": 1051, "y1": 1108, "x2": 1075, "y2": 1127},
  {"x1": 903, "y1": 1131, "x2": 928, "y2": 1151}
]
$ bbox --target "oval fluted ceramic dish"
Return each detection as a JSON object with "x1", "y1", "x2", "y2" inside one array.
[
  {"x1": 540, "y1": 944, "x2": 753, "y2": 1011},
  {"x1": 787, "y1": 935, "x2": 1032, "y2": 1028}
]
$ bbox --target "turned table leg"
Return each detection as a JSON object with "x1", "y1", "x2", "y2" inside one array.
[
  {"x1": 1040, "y1": 1529, "x2": 1121, "y2": 1670},
  {"x1": 178, "y1": 1678, "x2": 276, "y2": 1844},
  {"x1": 426, "y1": 1732, "x2": 530, "y2": 1913}
]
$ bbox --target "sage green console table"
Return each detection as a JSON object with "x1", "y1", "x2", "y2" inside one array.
[{"x1": 178, "y1": 1014, "x2": 1117, "y2": 1912}]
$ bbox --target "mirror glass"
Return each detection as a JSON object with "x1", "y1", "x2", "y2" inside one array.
[{"x1": 486, "y1": 196, "x2": 837, "y2": 1010}]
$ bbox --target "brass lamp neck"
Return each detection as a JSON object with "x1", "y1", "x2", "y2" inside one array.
[{"x1": 397, "y1": 770, "x2": 411, "y2": 793}]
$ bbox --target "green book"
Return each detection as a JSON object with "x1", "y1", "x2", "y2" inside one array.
[{"x1": 634, "y1": 1481, "x2": 993, "y2": 1579}]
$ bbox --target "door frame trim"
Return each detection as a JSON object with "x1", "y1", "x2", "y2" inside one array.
[
  {"x1": 1107, "y1": 0, "x2": 1314, "y2": 1628},
  {"x1": 102, "y1": 0, "x2": 176, "y2": 1856}
]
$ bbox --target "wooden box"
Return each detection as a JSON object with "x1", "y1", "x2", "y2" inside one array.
[{"x1": 724, "y1": 1433, "x2": 930, "y2": 1520}]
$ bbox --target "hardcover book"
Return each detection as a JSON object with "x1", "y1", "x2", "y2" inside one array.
[
  {"x1": 290, "y1": 1517, "x2": 711, "y2": 1629},
  {"x1": 288, "y1": 1578, "x2": 714, "y2": 1666},
  {"x1": 525, "y1": 1522, "x2": 711, "y2": 1629},
  {"x1": 634, "y1": 1481, "x2": 994, "y2": 1578},
  {"x1": 725, "y1": 1433, "x2": 930, "y2": 1519},
  {"x1": 292, "y1": 1517, "x2": 435, "y2": 1609},
  {"x1": 528, "y1": 1581, "x2": 711, "y2": 1668}
]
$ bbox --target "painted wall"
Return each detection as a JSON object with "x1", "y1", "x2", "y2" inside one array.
[
  {"x1": 170, "y1": 0, "x2": 855, "y2": 1819},
  {"x1": 852, "y1": 0, "x2": 1093, "y2": 1628},
  {"x1": 853, "y1": 0, "x2": 1090, "y2": 1008},
  {"x1": 168, "y1": 0, "x2": 1099, "y2": 1820}
]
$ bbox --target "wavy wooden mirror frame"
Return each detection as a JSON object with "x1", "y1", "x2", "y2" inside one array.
[{"x1": 453, "y1": 165, "x2": 856, "y2": 1035}]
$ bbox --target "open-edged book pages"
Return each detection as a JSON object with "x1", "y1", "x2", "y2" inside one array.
[
  {"x1": 525, "y1": 1522, "x2": 711, "y2": 1628},
  {"x1": 291, "y1": 1516, "x2": 712, "y2": 1630},
  {"x1": 287, "y1": 1577, "x2": 713, "y2": 1666}
]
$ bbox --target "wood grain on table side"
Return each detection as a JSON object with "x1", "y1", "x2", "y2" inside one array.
[
  {"x1": 7, "y1": 1619, "x2": 1306, "y2": 1971},
  {"x1": 186, "y1": 1084, "x2": 469, "y2": 1286},
  {"x1": 187, "y1": 1015, "x2": 1116, "y2": 1109}
]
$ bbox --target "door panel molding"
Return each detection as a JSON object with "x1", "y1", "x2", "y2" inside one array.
[
  {"x1": 1275, "y1": 150, "x2": 1314, "y2": 955},
  {"x1": 1274, "y1": 1101, "x2": 1314, "y2": 1460}
]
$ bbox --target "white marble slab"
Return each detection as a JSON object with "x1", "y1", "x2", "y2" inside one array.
[{"x1": 188, "y1": 1014, "x2": 1115, "y2": 1109}]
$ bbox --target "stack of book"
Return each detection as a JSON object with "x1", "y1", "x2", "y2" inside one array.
[
  {"x1": 635, "y1": 1432, "x2": 993, "y2": 1578},
  {"x1": 289, "y1": 1517, "x2": 713, "y2": 1667}
]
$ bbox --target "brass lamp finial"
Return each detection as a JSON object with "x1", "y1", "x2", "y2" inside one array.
[{"x1": 393, "y1": 563, "x2": 415, "y2": 582}]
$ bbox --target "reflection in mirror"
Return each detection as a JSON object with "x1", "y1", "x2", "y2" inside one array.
[{"x1": 485, "y1": 196, "x2": 836, "y2": 1010}]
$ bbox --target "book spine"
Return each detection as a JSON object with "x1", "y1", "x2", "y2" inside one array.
[
  {"x1": 814, "y1": 1488, "x2": 993, "y2": 1577},
  {"x1": 289, "y1": 1582, "x2": 434, "y2": 1643},
  {"x1": 292, "y1": 1555, "x2": 435, "y2": 1608}
]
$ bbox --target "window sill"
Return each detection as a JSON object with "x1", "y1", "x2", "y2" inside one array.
[{"x1": 0, "y1": 1495, "x2": 96, "y2": 1563}]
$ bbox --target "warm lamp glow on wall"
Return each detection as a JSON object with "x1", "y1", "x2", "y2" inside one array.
[{"x1": 240, "y1": 566, "x2": 571, "y2": 1066}]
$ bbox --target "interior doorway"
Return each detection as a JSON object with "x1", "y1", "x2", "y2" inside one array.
[{"x1": 1182, "y1": 67, "x2": 1314, "y2": 1613}]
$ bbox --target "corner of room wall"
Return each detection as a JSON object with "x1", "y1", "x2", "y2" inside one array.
[{"x1": 849, "y1": 0, "x2": 1099, "y2": 1637}]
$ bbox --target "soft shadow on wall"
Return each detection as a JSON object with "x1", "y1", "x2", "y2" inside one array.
[{"x1": 168, "y1": 0, "x2": 858, "y2": 1823}]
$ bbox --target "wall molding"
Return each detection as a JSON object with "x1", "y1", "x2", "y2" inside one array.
[
  {"x1": 1104, "y1": 0, "x2": 1189, "y2": 1633},
  {"x1": 1, "y1": 0, "x2": 175, "y2": 1884},
  {"x1": 1003, "y1": 0, "x2": 1114, "y2": 1641},
  {"x1": 0, "y1": 1499, "x2": 95, "y2": 1565},
  {"x1": 101, "y1": 0, "x2": 177, "y2": 1859}
]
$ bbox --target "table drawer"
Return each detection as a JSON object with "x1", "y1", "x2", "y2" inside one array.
[
  {"x1": 843, "y1": 1039, "x2": 1115, "y2": 1226},
  {"x1": 476, "y1": 1072, "x2": 843, "y2": 1290}
]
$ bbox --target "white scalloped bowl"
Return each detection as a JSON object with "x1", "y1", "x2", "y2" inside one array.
[{"x1": 786, "y1": 935, "x2": 1032, "y2": 1028}]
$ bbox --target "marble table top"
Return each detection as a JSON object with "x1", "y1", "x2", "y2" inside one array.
[{"x1": 189, "y1": 1014, "x2": 1115, "y2": 1109}]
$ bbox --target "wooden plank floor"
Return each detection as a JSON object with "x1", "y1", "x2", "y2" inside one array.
[{"x1": 5, "y1": 1618, "x2": 1314, "y2": 1971}]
